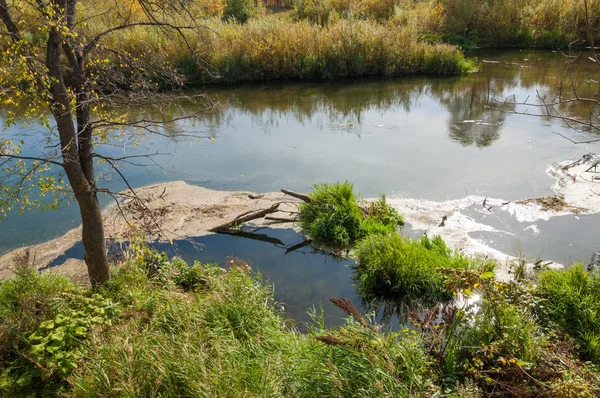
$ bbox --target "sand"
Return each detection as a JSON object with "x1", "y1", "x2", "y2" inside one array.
[{"x1": 0, "y1": 181, "x2": 299, "y2": 283}]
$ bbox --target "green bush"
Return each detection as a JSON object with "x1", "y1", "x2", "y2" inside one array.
[
  {"x1": 536, "y1": 264, "x2": 600, "y2": 363},
  {"x1": 354, "y1": 234, "x2": 491, "y2": 311},
  {"x1": 298, "y1": 182, "x2": 403, "y2": 248},
  {"x1": 224, "y1": 0, "x2": 258, "y2": 22}
]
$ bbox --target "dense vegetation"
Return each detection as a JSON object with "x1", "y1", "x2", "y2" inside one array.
[
  {"x1": 298, "y1": 182, "x2": 404, "y2": 248},
  {"x1": 60, "y1": 0, "x2": 599, "y2": 86},
  {"x1": 354, "y1": 234, "x2": 494, "y2": 313},
  {"x1": 4, "y1": 0, "x2": 597, "y2": 87},
  {"x1": 1, "y1": 246, "x2": 600, "y2": 397}
]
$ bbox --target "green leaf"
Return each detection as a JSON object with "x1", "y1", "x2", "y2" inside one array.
[
  {"x1": 75, "y1": 326, "x2": 87, "y2": 337},
  {"x1": 480, "y1": 272, "x2": 495, "y2": 280},
  {"x1": 15, "y1": 372, "x2": 33, "y2": 388},
  {"x1": 39, "y1": 320, "x2": 55, "y2": 330}
]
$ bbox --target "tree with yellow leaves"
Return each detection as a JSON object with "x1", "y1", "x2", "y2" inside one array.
[{"x1": 0, "y1": 0, "x2": 206, "y2": 286}]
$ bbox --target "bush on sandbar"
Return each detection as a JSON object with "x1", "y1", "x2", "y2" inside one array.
[{"x1": 298, "y1": 182, "x2": 404, "y2": 248}]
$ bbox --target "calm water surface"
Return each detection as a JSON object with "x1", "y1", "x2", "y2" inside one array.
[{"x1": 2, "y1": 50, "x2": 600, "y2": 325}]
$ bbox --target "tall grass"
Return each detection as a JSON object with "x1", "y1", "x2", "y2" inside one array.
[
  {"x1": 1, "y1": 249, "x2": 600, "y2": 396},
  {"x1": 536, "y1": 264, "x2": 600, "y2": 363},
  {"x1": 353, "y1": 234, "x2": 492, "y2": 313}
]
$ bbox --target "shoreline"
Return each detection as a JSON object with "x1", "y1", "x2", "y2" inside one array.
[{"x1": 1, "y1": 154, "x2": 599, "y2": 283}]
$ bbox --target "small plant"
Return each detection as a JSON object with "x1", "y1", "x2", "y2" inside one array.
[{"x1": 298, "y1": 182, "x2": 403, "y2": 248}]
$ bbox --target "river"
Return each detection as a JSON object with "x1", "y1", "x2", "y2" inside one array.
[{"x1": 1, "y1": 50, "x2": 599, "y2": 326}]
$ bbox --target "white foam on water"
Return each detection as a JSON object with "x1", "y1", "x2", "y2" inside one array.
[
  {"x1": 372, "y1": 155, "x2": 600, "y2": 278},
  {"x1": 548, "y1": 154, "x2": 600, "y2": 213},
  {"x1": 385, "y1": 196, "x2": 517, "y2": 280},
  {"x1": 524, "y1": 224, "x2": 540, "y2": 235}
]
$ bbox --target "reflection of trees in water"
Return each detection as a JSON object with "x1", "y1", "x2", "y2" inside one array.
[
  {"x1": 9, "y1": 52, "x2": 594, "y2": 147},
  {"x1": 433, "y1": 76, "x2": 506, "y2": 147},
  {"x1": 203, "y1": 74, "x2": 512, "y2": 146}
]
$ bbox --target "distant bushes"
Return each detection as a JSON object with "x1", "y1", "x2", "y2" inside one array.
[
  {"x1": 536, "y1": 264, "x2": 600, "y2": 363},
  {"x1": 291, "y1": 0, "x2": 600, "y2": 49},
  {"x1": 294, "y1": 0, "x2": 396, "y2": 24},
  {"x1": 297, "y1": 182, "x2": 403, "y2": 248},
  {"x1": 224, "y1": 0, "x2": 261, "y2": 22},
  {"x1": 196, "y1": 18, "x2": 474, "y2": 83}
]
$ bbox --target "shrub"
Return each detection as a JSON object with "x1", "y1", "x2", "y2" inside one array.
[
  {"x1": 0, "y1": 265, "x2": 115, "y2": 396},
  {"x1": 536, "y1": 264, "x2": 600, "y2": 363},
  {"x1": 298, "y1": 182, "x2": 403, "y2": 248},
  {"x1": 224, "y1": 0, "x2": 259, "y2": 22},
  {"x1": 353, "y1": 234, "x2": 490, "y2": 313}
]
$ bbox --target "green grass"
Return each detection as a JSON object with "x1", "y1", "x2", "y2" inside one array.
[
  {"x1": 536, "y1": 264, "x2": 600, "y2": 364},
  {"x1": 353, "y1": 234, "x2": 493, "y2": 313},
  {"x1": 298, "y1": 182, "x2": 404, "y2": 248},
  {"x1": 1, "y1": 249, "x2": 599, "y2": 396}
]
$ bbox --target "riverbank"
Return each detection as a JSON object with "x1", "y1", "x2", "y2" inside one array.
[
  {"x1": 72, "y1": 0, "x2": 598, "y2": 88},
  {"x1": 2, "y1": 154, "x2": 599, "y2": 283}
]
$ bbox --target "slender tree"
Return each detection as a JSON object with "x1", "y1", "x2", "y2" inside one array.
[{"x1": 0, "y1": 0, "x2": 206, "y2": 286}]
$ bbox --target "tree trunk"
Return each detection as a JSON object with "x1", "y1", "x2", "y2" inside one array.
[
  {"x1": 46, "y1": 19, "x2": 110, "y2": 286},
  {"x1": 78, "y1": 190, "x2": 110, "y2": 286}
]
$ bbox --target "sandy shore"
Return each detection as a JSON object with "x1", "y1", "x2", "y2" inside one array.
[
  {"x1": 2, "y1": 154, "x2": 599, "y2": 283},
  {"x1": 0, "y1": 181, "x2": 300, "y2": 283}
]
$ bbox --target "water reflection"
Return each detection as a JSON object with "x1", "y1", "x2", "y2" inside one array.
[{"x1": 2, "y1": 50, "x2": 600, "y2": 255}]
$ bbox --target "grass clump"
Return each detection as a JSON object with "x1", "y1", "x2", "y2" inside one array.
[
  {"x1": 354, "y1": 234, "x2": 493, "y2": 312},
  {"x1": 298, "y1": 182, "x2": 403, "y2": 248},
  {"x1": 535, "y1": 264, "x2": 600, "y2": 363}
]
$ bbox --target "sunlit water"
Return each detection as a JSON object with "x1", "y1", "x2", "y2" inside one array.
[{"x1": 2, "y1": 50, "x2": 600, "y2": 326}]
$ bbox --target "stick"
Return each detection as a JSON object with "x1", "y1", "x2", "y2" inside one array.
[
  {"x1": 210, "y1": 203, "x2": 281, "y2": 232},
  {"x1": 265, "y1": 216, "x2": 297, "y2": 222},
  {"x1": 281, "y1": 189, "x2": 311, "y2": 203}
]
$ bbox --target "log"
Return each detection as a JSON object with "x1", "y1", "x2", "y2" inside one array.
[
  {"x1": 265, "y1": 216, "x2": 297, "y2": 222},
  {"x1": 210, "y1": 203, "x2": 281, "y2": 232},
  {"x1": 281, "y1": 189, "x2": 311, "y2": 203}
]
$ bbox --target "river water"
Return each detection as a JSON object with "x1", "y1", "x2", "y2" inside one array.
[{"x1": 2, "y1": 50, "x2": 600, "y2": 325}]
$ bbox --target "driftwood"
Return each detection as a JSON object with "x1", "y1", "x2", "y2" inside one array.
[
  {"x1": 265, "y1": 216, "x2": 297, "y2": 223},
  {"x1": 210, "y1": 202, "x2": 281, "y2": 232},
  {"x1": 281, "y1": 189, "x2": 311, "y2": 203}
]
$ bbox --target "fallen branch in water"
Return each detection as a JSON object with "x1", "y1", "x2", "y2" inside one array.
[
  {"x1": 215, "y1": 229, "x2": 285, "y2": 246},
  {"x1": 265, "y1": 216, "x2": 297, "y2": 223}
]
